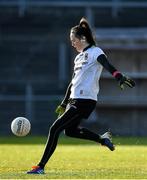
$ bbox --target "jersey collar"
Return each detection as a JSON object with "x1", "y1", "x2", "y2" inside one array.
[{"x1": 82, "y1": 44, "x2": 93, "y2": 52}]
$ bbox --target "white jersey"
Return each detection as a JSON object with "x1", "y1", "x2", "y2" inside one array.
[{"x1": 70, "y1": 46, "x2": 105, "y2": 101}]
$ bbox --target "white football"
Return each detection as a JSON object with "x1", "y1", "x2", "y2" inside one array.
[{"x1": 11, "y1": 117, "x2": 31, "y2": 137}]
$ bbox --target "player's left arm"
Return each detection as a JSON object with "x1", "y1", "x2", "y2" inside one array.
[{"x1": 97, "y1": 54, "x2": 135, "y2": 89}]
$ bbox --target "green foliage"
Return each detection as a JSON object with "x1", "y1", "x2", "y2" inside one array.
[{"x1": 0, "y1": 136, "x2": 147, "y2": 179}]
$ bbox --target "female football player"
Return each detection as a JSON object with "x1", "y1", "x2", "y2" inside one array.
[{"x1": 27, "y1": 17, "x2": 135, "y2": 174}]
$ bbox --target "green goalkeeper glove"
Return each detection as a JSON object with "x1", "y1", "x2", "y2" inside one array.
[
  {"x1": 55, "y1": 105, "x2": 66, "y2": 117},
  {"x1": 118, "y1": 76, "x2": 135, "y2": 90}
]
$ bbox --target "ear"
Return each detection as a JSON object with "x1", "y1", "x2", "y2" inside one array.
[{"x1": 81, "y1": 36, "x2": 86, "y2": 42}]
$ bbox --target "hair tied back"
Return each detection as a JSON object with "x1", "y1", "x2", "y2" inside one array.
[{"x1": 79, "y1": 17, "x2": 89, "y2": 28}]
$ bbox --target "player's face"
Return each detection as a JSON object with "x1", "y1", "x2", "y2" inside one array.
[{"x1": 70, "y1": 33, "x2": 83, "y2": 52}]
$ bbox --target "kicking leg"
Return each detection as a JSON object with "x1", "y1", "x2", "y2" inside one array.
[
  {"x1": 64, "y1": 123, "x2": 115, "y2": 151},
  {"x1": 64, "y1": 122, "x2": 102, "y2": 143}
]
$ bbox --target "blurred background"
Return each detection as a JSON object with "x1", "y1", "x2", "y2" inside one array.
[{"x1": 0, "y1": 0, "x2": 147, "y2": 136}]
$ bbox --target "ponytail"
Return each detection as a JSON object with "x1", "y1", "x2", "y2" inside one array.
[
  {"x1": 71, "y1": 17, "x2": 96, "y2": 46},
  {"x1": 79, "y1": 17, "x2": 89, "y2": 29}
]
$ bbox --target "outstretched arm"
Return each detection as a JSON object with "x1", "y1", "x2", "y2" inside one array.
[{"x1": 97, "y1": 54, "x2": 135, "y2": 89}]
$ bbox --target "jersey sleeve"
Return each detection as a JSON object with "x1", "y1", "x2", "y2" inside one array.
[
  {"x1": 97, "y1": 54, "x2": 123, "y2": 81},
  {"x1": 93, "y1": 47, "x2": 105, "y2": 61}
]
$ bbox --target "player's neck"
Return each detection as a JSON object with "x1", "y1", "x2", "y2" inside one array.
[{"x1": 82, "y1": 44, "x2": 92, "y2": 52}]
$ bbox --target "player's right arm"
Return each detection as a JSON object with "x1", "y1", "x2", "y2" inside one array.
[
  {"x1": 55, "y1": 73, "x2": 75, "y2": 117},
  {"x1": 55, "y1": 82, "x2": 72, "y2": 117},
  {"x1": 97, "y1": 54, "x2": 135, "y2": 89}
]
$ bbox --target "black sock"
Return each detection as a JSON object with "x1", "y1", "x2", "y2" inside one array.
[{"x1": 38, "y1": 163, "x2": 45, "y2": 169}]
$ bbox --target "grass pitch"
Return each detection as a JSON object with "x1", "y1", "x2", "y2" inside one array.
[{"x1": 0, "y1": 136, "x2": 147, "y2": 179}]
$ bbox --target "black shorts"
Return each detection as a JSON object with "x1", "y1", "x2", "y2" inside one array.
[{"x1": 66, "y1": 98, "x2": 97, "y2": 119}]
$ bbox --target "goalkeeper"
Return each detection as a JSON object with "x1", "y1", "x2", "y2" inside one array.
[{"x1": 27, "y1": 17, "x2": 135, "y2": 174}]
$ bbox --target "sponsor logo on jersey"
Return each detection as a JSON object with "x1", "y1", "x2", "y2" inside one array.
[
  {"x1": 85, "y1": 53, "x2": 88, "y2": 60},
  {"x1": 74, "y1": 67, "x2": 82, "y2": 71},
  {"x1": 82, "y1": 61, "x2": 88, "y2": 65}
]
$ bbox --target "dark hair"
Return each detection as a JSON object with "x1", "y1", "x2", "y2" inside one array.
[{"x1": 71, "y1": 17, "x2": 96, "y2": 46}]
